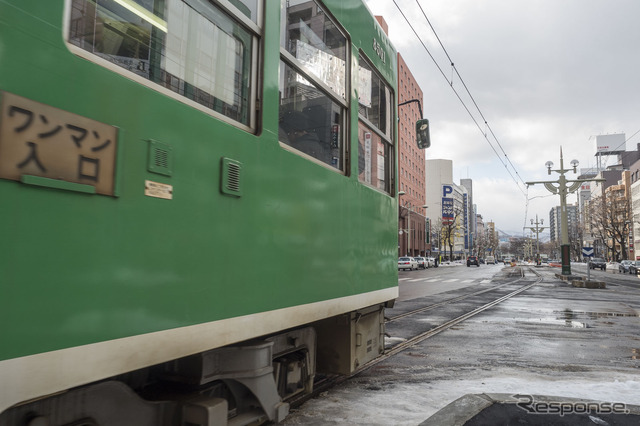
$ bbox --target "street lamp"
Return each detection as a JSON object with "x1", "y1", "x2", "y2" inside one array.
[
  {"x1": 398, "y1": 191, "x2": 427, "y2": 256},
  {"x1": 526, "y1": 148, "x2": 603, "y2": 275}
]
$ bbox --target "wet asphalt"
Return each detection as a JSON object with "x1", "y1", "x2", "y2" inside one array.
[{"x1": 282, "y1": 264, "x2": 640, "y2": 425}]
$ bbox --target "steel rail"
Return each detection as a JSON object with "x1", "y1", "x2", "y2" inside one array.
[
  {"x1": 289, "y1": 267, "x2": 541, "y2": 408},
  {"x1": 387, "y1": 280, "x2": 520, "y2": 322},
  {"x1": 382, "y1": 276, "x2": 541, "y2": 360}
]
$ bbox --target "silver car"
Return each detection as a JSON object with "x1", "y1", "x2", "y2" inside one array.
[{"x1": 619, "y1": 260, "x2": 632, "y2": 273}]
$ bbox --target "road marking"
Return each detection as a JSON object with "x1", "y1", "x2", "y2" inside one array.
[
  {"x1": 444, "y1": 279, "x2": 459, "y2": 282},
  {"x1": 481, "y1": 279, "x2": 492, "y2": 283},
  {"x1": 462, "y1": 279, "x2": 474, "y2": 283}
]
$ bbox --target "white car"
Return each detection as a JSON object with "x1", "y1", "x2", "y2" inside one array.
[
  {"x1": 414, "y1": 257, "x2": 428, "y2": 269},
  {"x1": 398, "y1": 257, "x2": 418, "y2": 271}
]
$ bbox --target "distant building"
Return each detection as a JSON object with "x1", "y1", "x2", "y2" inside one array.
[
  {"x1": 549, "y1": 204, "x2": 579, "y2": 243},
  {"x1": 390, "y1": 22, "x2": 426, "y2": 256},
  {"x1": 460, "y1": 179, "x2": 475, "y2": 254}
]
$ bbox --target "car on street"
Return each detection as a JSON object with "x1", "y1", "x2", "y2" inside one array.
[
  {"x1": 427, "y1": 257, "x2": 436, "y2": 267},
  {"x1": 467, "y1": 255, "x2": 479, "y2": 267},
  {"x1": 619, "y1": 260, "x2": 633, "y2": 273},
  {"x1": 629, "y1": 261, "x2": 640, "y2": 275},
  {"x1": 398, "y1": 257, "x2": 418, "y2": 271},
  {"x1": 414, "y1": 257, "x2": 428, "y2": 269},
  {"x1": 589, "y1": 257, "x2": 606, "y2": 271}
]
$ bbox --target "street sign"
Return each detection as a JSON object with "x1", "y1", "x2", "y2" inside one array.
[{"x1": 582, "y1": 247, "x2": 594, "y2": 257}]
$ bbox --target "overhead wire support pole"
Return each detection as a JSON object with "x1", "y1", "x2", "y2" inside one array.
[
  {"x1": 526, "y1": 148, "x2": 604, "y2": 276},
  {"x1": 525, "y1": 214, "x2": 547, "y2": 265}
]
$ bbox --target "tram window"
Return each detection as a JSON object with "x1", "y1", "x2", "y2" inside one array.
[
  {"x1": 357, "y1": 54, "x2": 394, "y2": 194},
  {"x1": 357, "y1": 122, "x2": 391, "y2": 193},
  {"x1": 280, "y1": 0, "x2": 347, "y2": 100},
  {"x1": 278, "y1": 62, "x2": 343, "y2": 170},
  {"x1": 358, "y1": 56, "x2": 393, "y2": 141},
  {"x1": 278, "y1": 0, "x2": 347, "y2": 171},
  {"x1": 229, "y1": 0, "x2": 260, "y2": 23},
  {"x1": 67, "y1": 0, "x2": 257, "y2": 128}
]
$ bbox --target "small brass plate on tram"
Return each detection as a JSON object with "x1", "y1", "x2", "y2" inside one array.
[
  {"x1": 145, "y1": 180, "x2": 173, "y2": 200},
  {"x1": 0, "y1": 92, "x2": 118, "y2": 195}
]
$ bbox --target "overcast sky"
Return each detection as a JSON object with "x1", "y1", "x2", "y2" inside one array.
[{"x1": 363, "y1": 0, "x2": 640, "y2": 236}]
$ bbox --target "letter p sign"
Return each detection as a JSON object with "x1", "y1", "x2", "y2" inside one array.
[{"x1": 442, "y1": 185, "x2": 453, "y2": 197}]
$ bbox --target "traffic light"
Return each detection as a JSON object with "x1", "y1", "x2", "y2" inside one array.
[{"x1": 416, "y1": 119, "x2": 430, "y2": 149}]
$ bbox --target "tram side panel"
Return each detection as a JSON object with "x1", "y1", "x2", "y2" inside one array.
[{"x1": 0, "y1": 0, "x2": 399, "y2": 422}]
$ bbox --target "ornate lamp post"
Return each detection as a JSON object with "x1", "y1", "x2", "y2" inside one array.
[
  {"x1": 526, "y1": 148, "x2": 600, "y2": 275},
  {"x1": 527, "y1": 215, "x2": 547, "y2": 265}
]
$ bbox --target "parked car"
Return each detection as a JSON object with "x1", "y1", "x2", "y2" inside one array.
[
  {"x1": 467, "y1": 255, "x2": 479, "y2": 267},
  {"x1": 629, "y1": 261, "x2": 640, "y2": 275},
  {"x1": 414, "y1": 257, "x2": 428, "y2": 269},
  {"x1": 427, "y1": 257, "x2": 437, "y2": 267},
  {"x1": 589, "y1": 257, "x2": 606, "y2": 271},
  {"x1": 485, "y1": 255, "x2": 496, "y2": 265},
  {"x1": 619, "y1": 260, "x2": 633, "y2": 274},
  {"x1": 398, "y1": 257, "x2": 418, "y2": 271}
]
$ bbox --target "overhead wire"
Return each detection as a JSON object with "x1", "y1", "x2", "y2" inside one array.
[
  {"x1": 391, "y1": 0, "x2": 528, "y2": 197},
  {"x1": 392, "y1": 0, "x2": 640, "y2": 238},
  {"x1": 413, "y1": 1, "x2": 526, "y2": 189}
]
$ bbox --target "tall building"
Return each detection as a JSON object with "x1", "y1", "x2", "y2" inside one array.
[
  {"x1": 396, "y1": 50, "x2": 426, "y2": 256},
  {"x1": 425, "y1": 159, "x2": 472, "y2": 259},
  {"x1": 460, "y1": 179, "x2": 474, "y2": 254},
  {"x1": 549, "y1": 204, "x2": 579, "y2": 243},
  {"x1": 630, "y1": 160, "x2": 640, "y2": 260}
]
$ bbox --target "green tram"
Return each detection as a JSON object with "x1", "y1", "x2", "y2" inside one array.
[{"x1": 0, "y1": 0, "x2": 424, "y2": 424}]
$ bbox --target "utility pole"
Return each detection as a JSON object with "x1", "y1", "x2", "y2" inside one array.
[
  {"x1": 526, "y1": 148, "x2": 603, "y2": 275},
  {"x1": 527, "y1": 214, "x2": 547, "y2": 265}
]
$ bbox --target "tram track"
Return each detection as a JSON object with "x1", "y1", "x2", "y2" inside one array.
[
  {"x1": 386, "y1": 273, "x2": 526, "y2": 322},
  {"x1": 288, "y1": 267, "x2": 543, "y2": 410},
  {"x1": 381, "y1": 269, "x2": 542, "y2": 360}
]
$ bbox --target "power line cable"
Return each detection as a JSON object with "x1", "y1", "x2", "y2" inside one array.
[
  {"x1": 408, "y1": 1, "x2": 640, "y2": 232},
  {"x1": 391, "y1": 0, "x2": 527, "y2": 196},
  {"x1": 413, "y1": 1, "x2": 524, "y2": 188}
]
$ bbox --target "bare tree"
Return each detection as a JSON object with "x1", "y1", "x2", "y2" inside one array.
[
  {"x1": 431, "y1": 218, "x2": 444, "y2": 261},
  {"x1": 474, "y1": 230, "x2": 487, "y2": 258},
  {"x1": 441, "y1": 208, "x2": 463, "y2": 261},
  {"x1": 569, "y1": 221, "x2": 584, "y2": 261},
  {"x1": 587, "y1": 192, "x2": 632, "y2": 261}
]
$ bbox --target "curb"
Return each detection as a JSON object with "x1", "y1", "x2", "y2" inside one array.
[{"x1": 420, "y1": 393, "x2": 640, "y2": 425}]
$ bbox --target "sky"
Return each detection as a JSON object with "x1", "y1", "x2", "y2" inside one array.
[{"x1": 363, "y1": 0, "x2": 640, "y2": 236}]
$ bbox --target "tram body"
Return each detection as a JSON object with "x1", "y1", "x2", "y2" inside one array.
[{"x1": 0, "y1": 0, "x2": 401, "y2": 423}]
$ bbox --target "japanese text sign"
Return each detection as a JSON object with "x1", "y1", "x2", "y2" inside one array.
[
  {"x1": 442, "y1": 197, "x2": 454, "y2": 225},
  {"x1": 0, "y1": 92, "x2": 118, "y2": 195}
]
